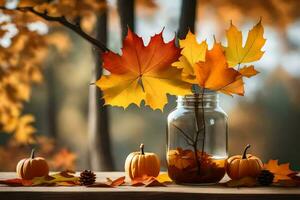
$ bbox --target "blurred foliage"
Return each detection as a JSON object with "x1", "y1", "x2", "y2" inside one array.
[
  {"x1": 0, "y1": 0, "x2": 104, "y2": 143},
  {"x1": 0, "y1": 135, "x2": 76, "y2": 171}
]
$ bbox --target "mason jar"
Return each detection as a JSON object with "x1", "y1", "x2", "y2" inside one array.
[{"x1": 166, "y1": 92, "x2": 228, "y2": 184}]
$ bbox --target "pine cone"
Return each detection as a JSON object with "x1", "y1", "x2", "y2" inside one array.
[
  {"x1": 257, "y1": 170, "x2": 274, "y2": 186},
  {"x1": 79, "y1": 170, "x2": 96, "y2": 186}
]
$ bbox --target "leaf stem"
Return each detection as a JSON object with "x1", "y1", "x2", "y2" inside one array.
[{"x1": 30, "y1": 149, "x2": 35, "y2": 159}]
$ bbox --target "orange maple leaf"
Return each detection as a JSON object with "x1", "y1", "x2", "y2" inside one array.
[
  {"x1": 264, "y1": 160, "x2": 296, "y2": 182},
  {"x1": 194, "y1": 43, "x2": 242, "y2": 95},
  {"x1": 96, "y1": 28, "x2": 191, "y2": 110},
  {"x1": 131, "y1": 175, "x2": 167, "y2": 187},
  {"x1": 167, "y1": 148, "x2": 195, "y2": 170}
]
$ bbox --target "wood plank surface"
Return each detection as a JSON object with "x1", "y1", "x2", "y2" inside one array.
[{"x1": 0, "y1": 172, "x2": 299, "y2": 200}]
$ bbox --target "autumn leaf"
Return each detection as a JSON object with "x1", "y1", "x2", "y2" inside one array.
[
  {"x1": 106, "y1": 176, "x2": 126, "y2": 187},
  {"x1": 264, "y1": 160, "x2": 296, "y2": 182},
  {"x1": 0, "y1": 178, "x2": 32, "y2": 186},
  {"x1": 13, "y1": 115, "x2": 36, "y2": 144},
  {"x1": 96, "y1": 28, "x2": 191, "y2": 110},
  {"x1": 167, "y1": 148, "x2": 194, "y2": 170},
  {"x1": 194, "y1": 43, "x2": 242, "y2": 95},
  {"x1": 18, "y1": 0, "x2": 46, "y2": 7},
  {"x1": 156, "y1": 173, "x2": 172, "y2": 184},
  {"x1": 0, "y1": 171, "x2": 78, "y2": 186},
  {"x1": 225, "y1": 176, "x2": 257, "y2": 187},
  {"x1": 224, "y1": 20, "x2": 266, "y2": 67},
  {"x1": 131, "y1": 175, "x2": 167, "y2": 187},
  {"x1": 239, "y1": 65, "x2": 259, "y2": 78},
  {"x1": 172, "y1": 30, "x2": 207, "y2": 83},
  {"x1": 31, "y1": 171, "x2": 79, "y2": 186},
  {"x1": 88, "y1": 176, "x2": 125, "y2": 187}
]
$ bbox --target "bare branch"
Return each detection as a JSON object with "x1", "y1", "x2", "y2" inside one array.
[{"x1": 0, "y1": 6, "x2": 110, "y2": 52}]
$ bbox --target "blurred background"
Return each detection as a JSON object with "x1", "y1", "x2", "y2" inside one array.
[{"x1": 0, "y1": 0, "x2": 300, "y2": 171}]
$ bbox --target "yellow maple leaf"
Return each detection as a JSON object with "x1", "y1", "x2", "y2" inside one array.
[
  {"x1": 156, "y1": 173, "x2": 172, "y2": 183},
  {"x1": 96, "y1": 29, "x2": 191, "y2": 110},
  {"x1": 172, "y1": 30, "x2": 207, "y2": 83},
  {"x1": 264, "y1": 160, "x2": 295, "y2": 182},
  {"x1": 224, "y1": 20, "x2": 266, "y2": 67}
]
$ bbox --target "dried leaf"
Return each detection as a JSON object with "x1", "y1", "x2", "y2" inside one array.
[
  {"x1": 96, "y1": 28, "x2": 190, "y2": 110},
  {"x1": 156, "y1": 173, "x2": 172, "y2": 184},
  {"x1": 264, "y1": 160, "x2": 296, "y2": 182},
  {"x1": 131, "y1": 175, "x2": 167, "y2": 187},
  {"x1": 225, "y1": 176, "x2": 257, "y2": 187},
  {"x1": 89, "y1": 176, "x2": 125, "y2": 187},
  {"x1": 0, "y1": 178, "x2": 32, "y2": 186},
  {"x1": 167, "y1": 148, "x2": 195, "y2": 170},
  {"x1": 31, "y1": 171, "x2": 79, "y2": 186}
]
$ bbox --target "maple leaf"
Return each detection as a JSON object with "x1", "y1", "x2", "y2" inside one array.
[
  {"x1": 131, "y1": 175, "x2": 167, "y2": 187},
  {"x1": 88, "y1": 176, "x2": 125, "y2": 187},
  {"x1": 194, "y1": 43, "x2": 242, "y2": 95},
  {"x1": 31, "y1": 171, "x2": 79, "y2": 186},
  {"x1": 156, "y1": 173, "x2": 172, "y2": 183},
  {"x1": 264, "y1": 160, "x2": 296, "y2": 182},
  {"x1": 172, "y1": 30, "x2": 207, "y2": 83},
  {"x1": 96, "y1": 28, "x2": 191, "y2": 110},
  {"x1": 224, "y1": 20, "x2": 266, "y2": 67},
  {"x1": 167, "y1": 148, "x2": 194, "y2": 170},
  {"x1": 239, "y1": 65, "x2": 259, "y2": 78}
]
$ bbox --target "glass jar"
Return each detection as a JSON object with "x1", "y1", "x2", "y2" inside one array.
[{"x1": 166, "y1": 92, "x2": 228, "y2": 184}]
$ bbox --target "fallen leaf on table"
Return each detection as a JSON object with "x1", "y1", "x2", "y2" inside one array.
[
  {"x1": 156, "y1": 173, "x2": 172, "y2": 184},
  {"x1": 225, "y1": 177, "x2": 257, "y2": 187},
  {"x1": 131, "y1": 175, "x2": 167, "y2": 187},
  {"x1": 0, "y1": 178, "x2": 32, "y2": 186},
  {"x1": 264, "y1": 160, "x2": 296, "y2": 182},
  {"x1": 88, "y1": 176, "x2": 125, "y2": 187},
  {"x1": 31, "y1": 170, "x2": 79, "y2": 186},
  {"x1": 106, "y1": 176, "x2": 126, "y2": 186},
  {"x1": 272, "y1": 179, "x2": 298, "y2": 187}
]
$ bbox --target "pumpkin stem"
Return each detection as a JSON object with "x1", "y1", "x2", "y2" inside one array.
[
  {"x1": 140, "y1": 143, "x2": 145, "y2": 155},
  {"x1": 242, "y1": 144, "x2": 251, "y2": 159},
  {"x1": 30, "y1": 149, "x2": 35, "y2": 159}
]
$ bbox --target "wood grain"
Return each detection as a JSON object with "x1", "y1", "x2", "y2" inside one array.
[{"x1": 1, "y1": 172, "x2": 299, "y2": 200}]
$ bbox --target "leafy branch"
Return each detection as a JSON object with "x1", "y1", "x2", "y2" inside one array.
[{"x1": 0, "y1": 6, "x2": 110, "y2": 52}]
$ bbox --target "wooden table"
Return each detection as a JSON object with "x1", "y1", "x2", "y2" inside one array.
[{"x1": 0, "y1": 172, "x2": 299, "y2": 200}]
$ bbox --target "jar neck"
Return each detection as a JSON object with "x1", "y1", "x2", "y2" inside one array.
[{"x1": 177, "y1": 93, "x2": 219, "y2": 108}]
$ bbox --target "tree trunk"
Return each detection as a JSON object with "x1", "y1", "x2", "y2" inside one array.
[
  {"x1": 45, "y1": 64, "x2": 57, "y2": 138},
  {"x1": 88, "y1": 10, "x2": 114, "y2": 171},
  {"x1": 117, "y1": 0, "x2": 135, "y2": 38},
  {"x1": 178, "y1": 0, "x2": 197, "y2": 39}
]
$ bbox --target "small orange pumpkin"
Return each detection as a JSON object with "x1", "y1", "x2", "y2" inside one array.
[
  {"x1": 125, "y1": 144, "x2": 160, "y2": 180},
  {"x1": 16, "y1": 149, "x2": 49, "y2": 180},
  {"x1": 226, "y1": 144, "x2": 263, "y2": 180}
]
